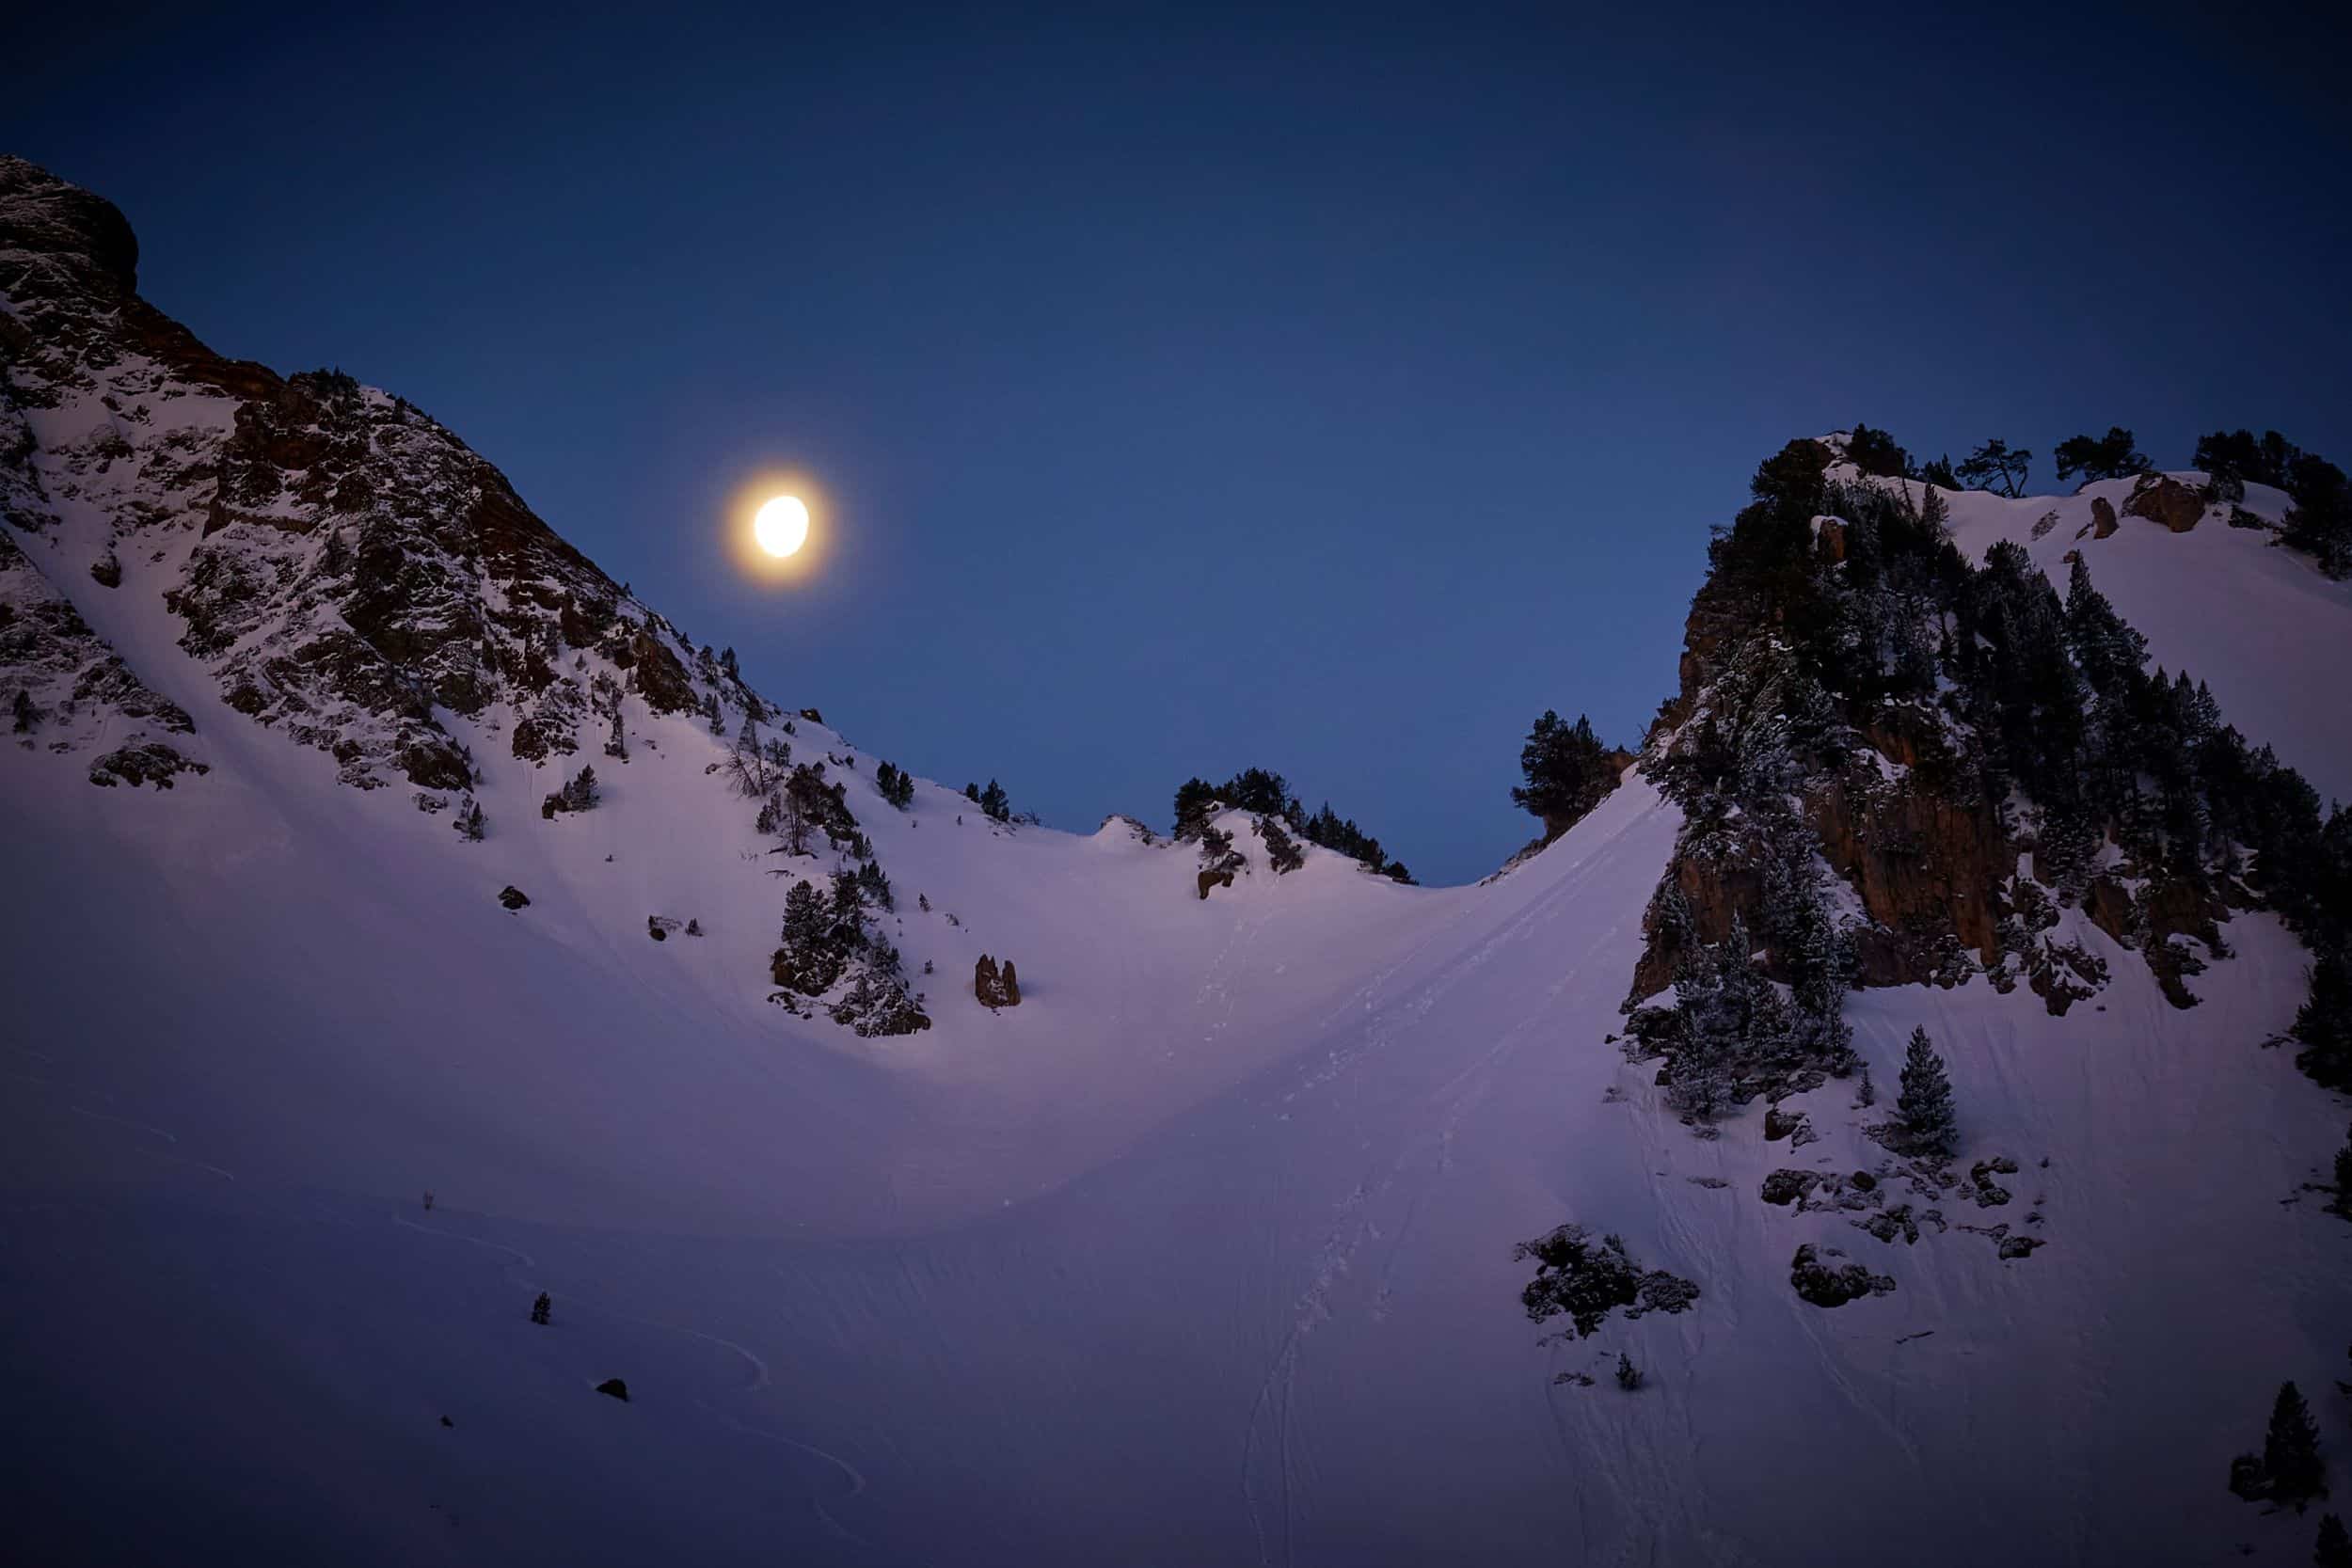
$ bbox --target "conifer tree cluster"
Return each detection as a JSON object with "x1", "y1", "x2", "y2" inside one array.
[
  {"x1": 1652, "y1": 436, "x2": 2352, "y2": 1091},
  {"x1": 963, "y1": 779, "x2": 1011, "y2": 822},
  {"x1": 539, "y1": 765, "x2": 598, "y2": 818},
  {"x1": 874, "y1": 760, "x2": 915, "y2": 810},
  {"x1": 770, "y1": 867, "x2": 928, "y2": 1036},
  {"x1": 2194, "y1": 428, "x2": 2351, "y2": 578},
  {"x1": 1511, "y1": 710, "x2": 1620, "y2": 839},
  {"x1": 1169, "y1": 768, "x2": 1412, "y2": 882},
  {"x1": 451, "y1": 798, "x2": 485, "y2": 842},
  {"x1": 2052, "y1": 426, "x2": 2153, "y2": 484},
  {"x1": 2231, "y1": 1381, "x2": 2327, "y2": 1510},
  {"x1": 1256, "y1": 815, "x2": 1304, "y2": 875}
]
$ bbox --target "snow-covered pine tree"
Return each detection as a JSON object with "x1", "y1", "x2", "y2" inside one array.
[
  {"x1": 2316, "y1": 1513, "x2": 2352, "y2": 1568},
  {"x1": 1896, "y1": 1026, "x2": 1957, "y2": 1155}
]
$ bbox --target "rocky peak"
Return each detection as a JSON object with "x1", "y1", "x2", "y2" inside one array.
[
  {"x1": 2, "y1": 155, "x2": 735, "y2": 792},
  {"x1": 0, "y1": 155, "x2": 140, "y2": 305}
]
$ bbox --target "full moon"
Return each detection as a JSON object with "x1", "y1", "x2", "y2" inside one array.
[{"x1": 754, "y1": 495, "x2": 809, "y2": 558}]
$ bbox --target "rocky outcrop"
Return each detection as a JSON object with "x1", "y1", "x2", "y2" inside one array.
[
  {"x1": 2122, "y1": 475, "x2": 2205, "y2": 533},
  {"x1": 1789, "y1": 1243, "x2": 1895, "y2": 1307},
  {"x1": 87, "y1": 740, "x2": 206, "y2": 789},
  {"x1": 2089, "y1": 496, "x2": 2119, "y2": 538},
  {"x1": 1, "y1": 154, "x2": 739, "y2": 794}
]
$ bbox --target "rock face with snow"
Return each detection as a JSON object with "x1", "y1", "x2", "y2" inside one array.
[
  {"x1": 6, "y1": 160, "x2": 2352, "y2": 1568},
  {"x1": 1, "y1": 153, "x2": 723, "y2": 794}
]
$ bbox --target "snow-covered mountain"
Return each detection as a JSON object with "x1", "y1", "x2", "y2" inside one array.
[{"x1": 6, "y1": 155, "x2": 2350, "y2": 1566}]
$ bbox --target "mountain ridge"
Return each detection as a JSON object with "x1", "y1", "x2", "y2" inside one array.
[{"x1": 7, "y1": 154, "x2": 2352, "y2": 1567}]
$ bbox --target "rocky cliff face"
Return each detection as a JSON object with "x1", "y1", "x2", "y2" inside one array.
[
  {"x1": 0, "y1": 154, "x2": 728, "y2": 793},
  {"x1": 1630, "y1": 437, "x2": 2263, "y2": 1020}
]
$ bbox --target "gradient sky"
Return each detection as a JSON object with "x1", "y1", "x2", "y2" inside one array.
[{"x1": 13, "y1": 3, "x2": 2348, "y2": 883}]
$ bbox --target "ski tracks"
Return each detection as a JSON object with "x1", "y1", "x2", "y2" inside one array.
[{"x1": 1241, "y1": 800, "x2": 1672, "y2": 1564}]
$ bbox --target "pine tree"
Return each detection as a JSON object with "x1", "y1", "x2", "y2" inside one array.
[
  {"x1": 1956, "y1": 437, "x2": 2033, "y2": 499},
  {"x1": 2319, "y1": 1514, "x2": 2352, "y2": 1568},
  {"x1": 530, "y1": 1291, "x2": 550, "y2": 1325},
  {"x1": 979, "y1": 779, "x2": 1010, "y2": 822},
  {"x1": 1615, "y1": 1352, "x2": 1642, "y2": 1390},
  {"x1": 2053, "y1": 426, "x2": 2153, "y2": 484},
  {"x1": 1512, "y1": 710, "x2": 1617, "y2": 837},
  {"x1": 1896, "y1": 1026, "x2": 1957, "y2": 1155},
  {"x1": 2266, "y1": 1381, "x2": 2327, "y2": 1508}
]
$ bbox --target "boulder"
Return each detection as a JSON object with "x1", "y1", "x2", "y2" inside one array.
[
  {"x1": 2122, "y1": 475, "x2": 2204, "y2": 532},
  {"x1": 594, "y1": 1378, "x2": 629, "y2": 1402},
  {"x1": 2090, "y1": 496, "x2": 2119, "y2": 538},
  {"x1": 999, "y1": 959, "x2": 1021, "y2": 1006},
  {"x1": 499, "y1": 886, "x2": 530, "y2": 911},
  {"x1": 1761, "y1": 1169, "x2": 1820, "y2": 1206},
  {"x1": 1789, "y1": 1243, "x2": 1895, "y2": 1307}
]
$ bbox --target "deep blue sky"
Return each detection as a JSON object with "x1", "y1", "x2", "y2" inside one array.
[{"x1": 14, "y1": 4, "x2": 2348, "y2": 882}]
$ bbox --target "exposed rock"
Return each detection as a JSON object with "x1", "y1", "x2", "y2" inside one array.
[
  {"x1": 975, "y1": 954, "x2": 1006, "y2": 1008},
  {"x1": 2122, "y1": 474, "x2": 2204, "y2": 533},
  {"x1": 648, "y1": 916, "x2": 682, "y2": 942},
  {"x1": 1, "y1": 155, "x2": 723, "y2": 794},
  {"x1": 88, "y1": 552, "x2": 120, "y2": 587},
  {"x1": 1761, "y1": 1169, "x2": 1820, "y2": 1206},
  {"x1": 1763, "y1": 1105, "x2": 1806, "y2": 1142},
  {"x1": 999, "y1": 959, "x2": 1021, "y2": 1006},
  {"x1": 498, "y1": 886, "x2": 530, "y2": 911},
  {"x1": 1789, "y1": 1243, "x2": 1895, "y2": 1307},
  {"x1": 594, "y1": 1378, "x2": 629, "y2": 1402},
  {"x1": 1854, "y1": 1203, "x2": 1920, "y2": 1244},
  {"x1": 1197, "y1": 864, "x2": 1237, "y2": 900},
  {"x1": 87, "y1": 740, "x2": 207, "y2": 788},
  {"x1": 2090, "y1": 496, "x2": 2120, "y2": 538},
  {"x1": 1815, "y1": 516, "x2": 1847, "y2": 563}
]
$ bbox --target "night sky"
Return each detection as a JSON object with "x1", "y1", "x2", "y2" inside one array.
[{"x1": 14, "y1": 3, "x2": 2348, "y2": 883}]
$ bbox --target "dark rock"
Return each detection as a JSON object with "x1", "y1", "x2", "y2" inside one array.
[
  {"x1": 88, "y1": 552, "x2": 121, "y2": 588},
  {"x1": 2090, "y1": 496, "x2": 2119, "y2": 538},
  {"x1": 1198, "y1": 865, "x2": 1236, "y2": 900},
  {"x1": 1850, "y1": 1170, "x2": 1878, "y2": 1192},
  {"x1": 1761, "y1": 1169, "x2": 1820, "y2": 1206},
  {"x1": 999, "y1": 959, "x2": 1021, "y2": 1006},
  {"x1": 1763, "y1": 1104, "x2": 1805, "y2": 1142},
  {"x1": 498, "y1": 886, "x2": 530, "y2": 911},
  {"x1": 87, "y1": 741, "x2": 207, "y2": 789},
  {"x1": 1789, "y1": 1243, "x2": 1895, "y2": 1307},
  {"x1": 594, "y1": 1378, "x2": 628, "y2": 1402}
]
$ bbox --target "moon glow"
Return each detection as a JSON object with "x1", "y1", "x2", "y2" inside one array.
[{"x1": 754, "y1": 495, "x2": 810, "y2": 558}]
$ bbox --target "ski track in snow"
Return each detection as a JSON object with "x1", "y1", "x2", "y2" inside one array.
[{"x1": 1241, "y1": 793, "x2": 1663, "y2": 1566}]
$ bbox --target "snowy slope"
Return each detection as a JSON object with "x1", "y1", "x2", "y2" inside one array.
[{"x1": 8, "y1": 158, "x2": 2352, "y2": 1566}]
